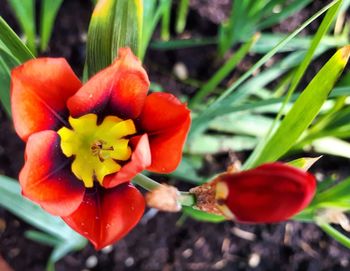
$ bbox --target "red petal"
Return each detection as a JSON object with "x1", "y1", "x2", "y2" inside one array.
[
  {"x1": 19, "y1": 131, "x2": 85, "y2": 216},
  {"x1": 11, "y1": 58, "x2": 82, "y2": 141},
  {"x1": 68, "y1": 48, "x2": 149, "y2": 119},
  {"x1": 103, "y1": 134, "x2": 151, "y2": 188},
  {"x1": 219, "y1": 163, "x2": 316, "y2": 223},
  {"x1": 139, "y1": 93, "x2": 191, "y2": 173},
  {"x1": 63, "y1": 184, "x2": 145, "y2": 250}
]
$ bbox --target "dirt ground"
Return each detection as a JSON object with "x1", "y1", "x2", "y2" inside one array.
[{"x1": 1, "y1": 0, "x2": 350, "y2": 270}]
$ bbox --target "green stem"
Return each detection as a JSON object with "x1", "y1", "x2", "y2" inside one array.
[
  {"x1": 133, "y1": 174, "x2": 196, "y2": 207},
  {"x1": 133, "y1": 174, "x2": 161, "y2": 191},
  {"x1": 318, "y1": 223, "x2": 350, "y2": 249},
  {"x1": 179, "y1": 192, "x2": 196, "y2": 207}
]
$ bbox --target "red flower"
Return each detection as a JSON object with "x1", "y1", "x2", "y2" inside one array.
[
  {"x1": 215, "y1": 163, "x2": 316, "y2": 223},
  {"x1": 11, "y1": 48, "x2": 191, "y2": 249}
]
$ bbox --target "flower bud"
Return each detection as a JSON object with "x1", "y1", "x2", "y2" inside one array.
[{"x1": 215, "y1": 163, "x2": 316, "y2": 223}]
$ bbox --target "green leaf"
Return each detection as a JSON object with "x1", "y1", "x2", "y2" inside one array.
[
  {"x1": 190, "y1": 34, "x2": 259, "y2": 106},
  {"x1": 314, "y1": 176, "x2": 350, "y2": 205},
  {"x1": 86, "y1": 0, "x2": 143, "y2": 77},
  {"x1": 185, "y1": 134, "x2": 257, "y2": 155},
  {"x1": 263, "y1": 0, "x2": 342, "y2": 151},
  {"x1": 252, "y1": 33, "x2": 348, "y2": 54},
  {"x1": 0, "y1": 175, "x2": 84, "y2": 242},
  {"x1": 0, "y1": 17, "x2": 34, "y2": 62},
  {"x1": 175, "y1": 0, "x2": 189, "y2": 34},
  {"x1": 218, "y1": 0, "x2": 252, "y2": 55},
  {"x1": 208, "y1": 113, "x2": 273, "y2": 137},
  {"x1": 189, "y1": 0, "x2": 339, "y2": 138},
  {"x1": 0, "y1": 175, "x2": 87, "y2": 270},
  {"x1": 150, "y1": 37, "x2": 217, "y2": 50},
  {"x1": 170, "y1": 156, "x2": 204, "y2": 184},
  {"x1": 257, "y1": 0, "x2": 312, "y2": 30},
  {"x1": 141, "y1": 0, "x2": 170, "y2": 60},
  {"x1": 243, "y1": 46, "x2": 350, "y2": 169},
  {"x1": 0, "y1": 48, "x2": 20, "y2": 116},
  {"x1": 287, "y1": 156, "x2": 321, "y2": 171},
  {"x1": 182, "y1": 206, "x2": 226, "y2": 223},
  {"x1": 7, "y1": 0, "x2": 36, "y2": 55},
  {"x1": 25, "y1": 230, "x2": 61, "y2": 247},
  {"x1": 202, "y1": 86, "x2": 350, "y2": 118},
  {"x1": 39, "y1": 0, "x2": 64, "y2": 51},
  {"x1": 310, "y1": 137, "x2": 350, "y2": 159},
  {"x1": 160, "y1": 0, "x2": 171, "y2": 41}
]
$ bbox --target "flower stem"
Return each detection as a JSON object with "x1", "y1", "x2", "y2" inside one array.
[
  {"x1": 133, "y1": 174, "x2": 161, "y2": 191},
  {"x1": 179, "y1": 192, "x2": 196, "y2": 207},
  {"x1": 133, "y1": 174, "x2": 196, "y2": 207}
]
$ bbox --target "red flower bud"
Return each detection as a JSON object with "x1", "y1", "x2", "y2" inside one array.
[{"x1": 215, "y1": 163, "x2": 316, "y2": 223}]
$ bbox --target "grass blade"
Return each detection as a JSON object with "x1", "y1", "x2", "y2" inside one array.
[
  {"x1": 189, "y1": 0, "x2": 340, "y2": 138},
  {"x1": 0, "y1": 175, "x2": 83, "y2": 241},
  {"x1": 40, "y1": 0, "x2": 64, "y2": 52},
  {"x1": 243, "y1": 46, "x2": 350, "y2": 169},
  {"x1": 272, "y1": 0, "x2": 342, "y2": 130},
  {"x1": 160, "y1": 0, "x2": 171, "y2": 41},
  {"x1": 175, "y1": 0, "x2": 189, "y2": 34},
  {"x1": 7, "y1": 0, "x2": 36, "y2": 55},
  {"x1": 0, "y1": 48, "x2": 20, "y2": 116},
  {"x1": 0, "y1": 17, "x2": 34, "y2": 62},
  {"x1": 257, "y1": 0, "x2": 311, "y2": 30}
]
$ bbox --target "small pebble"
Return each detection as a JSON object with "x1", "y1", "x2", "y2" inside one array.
[
  {"x1": 195, "y1": 237, "x2": 205, "y2": 248},
  {"x1": 85, "y1": 255, "x2": 98, "y2": 269},
  {"x1": 173, "y1": 62, "x2": 188, "y2": 80},
  {"x1": 248, "y1": 253, "x2": 260, "y2": 268},
  {"x1": 125, "y1": 257, "x2": 134, "y2": 267},
  {"x1": 341, "y1": 258, "x2": 349, "y2": 267},
  {"x1": 182, "y1": 248, "x2": 193, "y2": 258}
]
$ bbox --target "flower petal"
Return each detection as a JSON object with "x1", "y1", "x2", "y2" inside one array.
[
  {"x1": 139, "y1": 93, "x2": 191, "y2": 173},
  {"x1": 217, "y1": 163, "x2": 316, "y2": 223},
  {"x1": 19, "y1": 131, "x2": 85, "y2": 216},
  {"x1": 139, "y1": 93, "x2": 191, "y2": 133},
  {"x1": 11, "y1": 58, "x2": 82, "y2": 141},
  {"x1": 63, "y1": 183, "x2": 145, "y2": 250},
  {"x1": 67, "y1": 48, "x2": 149, "y2": 119},
  {"x1": 103, "y1": 134, "x2": 151, "y2": 188}
]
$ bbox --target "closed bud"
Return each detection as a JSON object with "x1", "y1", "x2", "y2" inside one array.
[{"x1": 215, "y1": 163, "x2": 316, "y2": 223}]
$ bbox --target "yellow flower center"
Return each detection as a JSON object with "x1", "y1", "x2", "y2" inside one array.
[{"x1": 57, "y1": 114, "x2": 136, "y2": 188}]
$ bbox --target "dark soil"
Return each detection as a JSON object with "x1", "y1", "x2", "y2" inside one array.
[{"x1": 1, "y1": 0, "x2": 350, "y2": 270}]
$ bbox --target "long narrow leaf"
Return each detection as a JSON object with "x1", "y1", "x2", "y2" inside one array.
[
  {"x1": 243, "y1": 46, "x2": 350, "y2": 169},
  {"x1": 40, "y1": 0, "x2": 64, "y2": 51},
  {"x1": 0, "y1": 175, "x2": 83, "y2": 242},
  {"x1": 189, "y1": 0, "x2": 340, "y2": 138},
  {"x1": 0, "y1": 17, "x2": 34, "y2": 62},
  {"x1": 7, "y1": 0, "x2": 36, "y2": 55},
  {"x1": 0, "y1": 48, "x2": 20, "y2": 116},
  {"x1": 271, "y1": 0, "x2": 342, "y2": 132},
  {"x1": 86, "y1": 0, "x2": 143, "y2": 77}
]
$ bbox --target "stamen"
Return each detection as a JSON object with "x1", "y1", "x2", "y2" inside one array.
[
  {"x1": 91, "y1": 140, "x2": 115, "y2": 162},
  {"x1": 58, "y1": 114, "x2": 136, "y2": 187}
]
